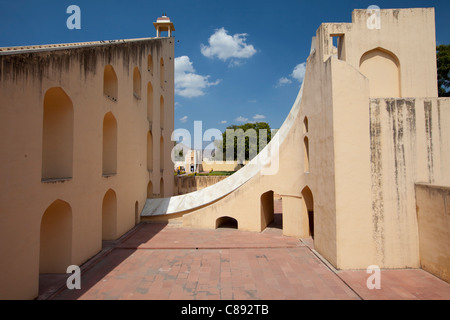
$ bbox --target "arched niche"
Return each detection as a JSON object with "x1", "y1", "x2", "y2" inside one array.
[{"x1": 360, "y1": 48, "x2": 401, "y2": 98}]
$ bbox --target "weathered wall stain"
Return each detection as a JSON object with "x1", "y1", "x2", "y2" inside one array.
[
  {"x1": 386, "y1": 99, "x2": 404, "y2": 219},
  {"x1": 437, "y1": 100, "x2": 443, "y2": 163},
  {"x1": 369, "y1": 99, "x2": 385, "y2": 263},
  {"x1": 371, "y1": 98, "x2": 417, "y2": 264},
  {"x1": 0, "y1": 39, "x2": 164, "y2": 83},
  {"x1": 424, "y1": 100, "x2": 434, "y2": 183}
]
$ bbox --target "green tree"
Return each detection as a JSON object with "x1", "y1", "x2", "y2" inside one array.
[
  {"x1": 214, "y1": 122, "x2": 274, "y2": 161},
  {"x1": 437, "y1": 44, "x2": 450, "y2": 97}
]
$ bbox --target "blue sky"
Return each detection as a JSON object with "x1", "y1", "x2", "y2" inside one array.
[{"x1": 1, "y1": 0, "x2": 449, "y2": 136}]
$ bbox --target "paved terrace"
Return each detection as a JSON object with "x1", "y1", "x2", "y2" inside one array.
[{"x1": 39, "y1": 211, "x2": 450, "y2": 300}]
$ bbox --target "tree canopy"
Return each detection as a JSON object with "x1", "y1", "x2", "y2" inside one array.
[
  {"x1": 437, "y1": 44, "x2": 450, "y2": 97},
  {"x1": 213, "y1": 122, "x2": 274, "y2": 162}
]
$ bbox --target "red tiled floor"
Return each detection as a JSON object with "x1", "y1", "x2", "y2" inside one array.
[
  {"x1": 40, "y1": 221, "x2": 450, "y2": 300},
  {"x1": 117, "y1": 221, "x2": 300, "y2": 250},
  {"x1": 338, "y1": 269, "x2": 450, "y2": 300}
]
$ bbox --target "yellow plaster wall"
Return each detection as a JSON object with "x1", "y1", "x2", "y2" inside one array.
[{"x1": 0, "y1": 37, "x2": 175, "y2": 299}]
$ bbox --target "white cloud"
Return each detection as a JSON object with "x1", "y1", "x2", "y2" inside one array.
[
  {"x1": 201, "y1": 27, "x2": 257, "y2": 62},
  {"x1": 220, "y1": 120, "x2": 227, "y2": 124},
  {"x1": 253, "y1": 114, "x2": 266, "y2": 120},
  {"x1": 235, "y1": 116, "x2": 248, "y2": 123},
  {"x1": 179, "y1": 115, "x2": 188, "y2": 123},
  {"x1": 276, "y1": 77, "x2": 292, "y2": 87},
  {"x1": 275, "y1": 61, "x2": 307, "y2": 88},
  {"x1": 228, "y1": 59, "x2": 244, "y2": 68},
  {"x1": 174, "y1": 56, "x2": 221, "y2": 98},
  {"x1": 291, "y1": 62, "x2": 306, "y2": 83}
]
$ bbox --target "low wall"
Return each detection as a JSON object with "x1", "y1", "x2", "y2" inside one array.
[
  {"x1": 174, "y1": 176, "x2": 229, "y2": 196},
  {"x1": 415, "y1": 183, "x2": 450, "y2": 283}
]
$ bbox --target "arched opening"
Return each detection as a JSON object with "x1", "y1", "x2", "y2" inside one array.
[
  {"x1": 102, "y1": 189, "x2": 117, "y2": 241},
  {"x1": 147, "y1": 82, "x2": 153, "y2": 123},
  {"x1": 40, "y1": 200, "x2": 72, "y2": 273},
  {"x1": 301, "y1": 186, "x2": 314, "y2": 238},
  {"x1": 160, "y1": 178, "x2": 164, "y2": 198},
  {"x1": 42, "y1": 87, "x2": 73, "y2": 181},
  {"x1": 102, "y1": 112, "x2": 117, "y2": 176},
  {"x1": 147, "y1": 54, "x2": 153, "y2": 74},
  {"x1": 160, "y1": 136, "x2": 164, "y2": 171},
  {"x1": 271, "y1": 193, "x2": 283, "y2": 230},
  {"x1": 160, "y1": 58, "x2": 165, "y2": 87},
  {"x1": 160, "y1": 95, "x2": 165, "y2": 129},
  {"x1": 135, "y1": 201, "x2": 140, "y2": 225},
  {"x1": 261, "y1": 190, "x2": 274, "y2": 230},
  {"x1": 360, "y1": 48, "x2": 401, "y2": 98},
  {"x1": 304, "y1": 136, "x2": 310, "y2": 173},
  {"x1": 103, "y1": 65, "x2": 118, "y2": 101},
  {"x1": 147, "y1": 131, "x2": 153, "y2": 171},
  {"x1": 133, "y1": 67, "x2": 141, "y2": 99},
  {"x1": 216, "y1": 216, "x2": 238, "y2": 229},
  {"x1": 147, "y1": 180, "x2": 153, "y2": 198},
  {"x1": 303, "y1": 117, "x2": 308, "y2": 134}
]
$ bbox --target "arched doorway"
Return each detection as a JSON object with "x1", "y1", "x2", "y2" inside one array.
[
  {"x1": 147, "y1": 180, "x2": 153, "y2": 198},
  {"x1": 147, "y1": 82, "x2": 153, "y2": 123},
  {"x1": 102, "y1": 189, "x2": 117, "y2": 241},
  {"x1": 147, "y1": 54, "x2": 153, "y2": 74},
  {"x1": 160, "y1": 178, "x2": 164, "y2": 198},
  {"x1": 133, "y1": 67, "x2": 141, "y2": 99},
  {"x1": 216, "y1": 216, "x2": 238, "y2": 229},
  {"x1": 160, "y1": 95, "x2": 165, "y2": 129},
  {"x1": 301, "y1": 186, "x2": 314, "y2": 238},
  {"x1": 160, "y1": 58, "x2": 165, "y2": 87},
  {"x1": 135, "y1": 201, "x2": 140, "y2": 225},
  {"x1": 304, "y1": 136, "x2": 310, "y2": 173},
  {"x1": 303, "y1": 116, "x2": 308, "y2": 134},
  {"x1": 40, "y1": 200, "x2": 72, "y2": 273},
  {"x1": 102, "y1": 112, "x2": 117, "y2": 176},
  {"x1": 103, "y1": 65, "x2": 118, "y2": 101},
  {"x1": 42, "y1": 87, "x2": 73, "y2": 180},
  {"x1": 260, "y1": 190, "x2": 274, "y2": 231},
  {"x1": 160, "y1": 136, "x2": 164, "y2": 172},
  {"x1": 147, "y1": 131, "x2": 153, "y2": 171}
]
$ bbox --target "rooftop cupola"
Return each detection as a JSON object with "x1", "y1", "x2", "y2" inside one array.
[{"x1": 153, "y1": 14, "x2": 175, "y2": 38}]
